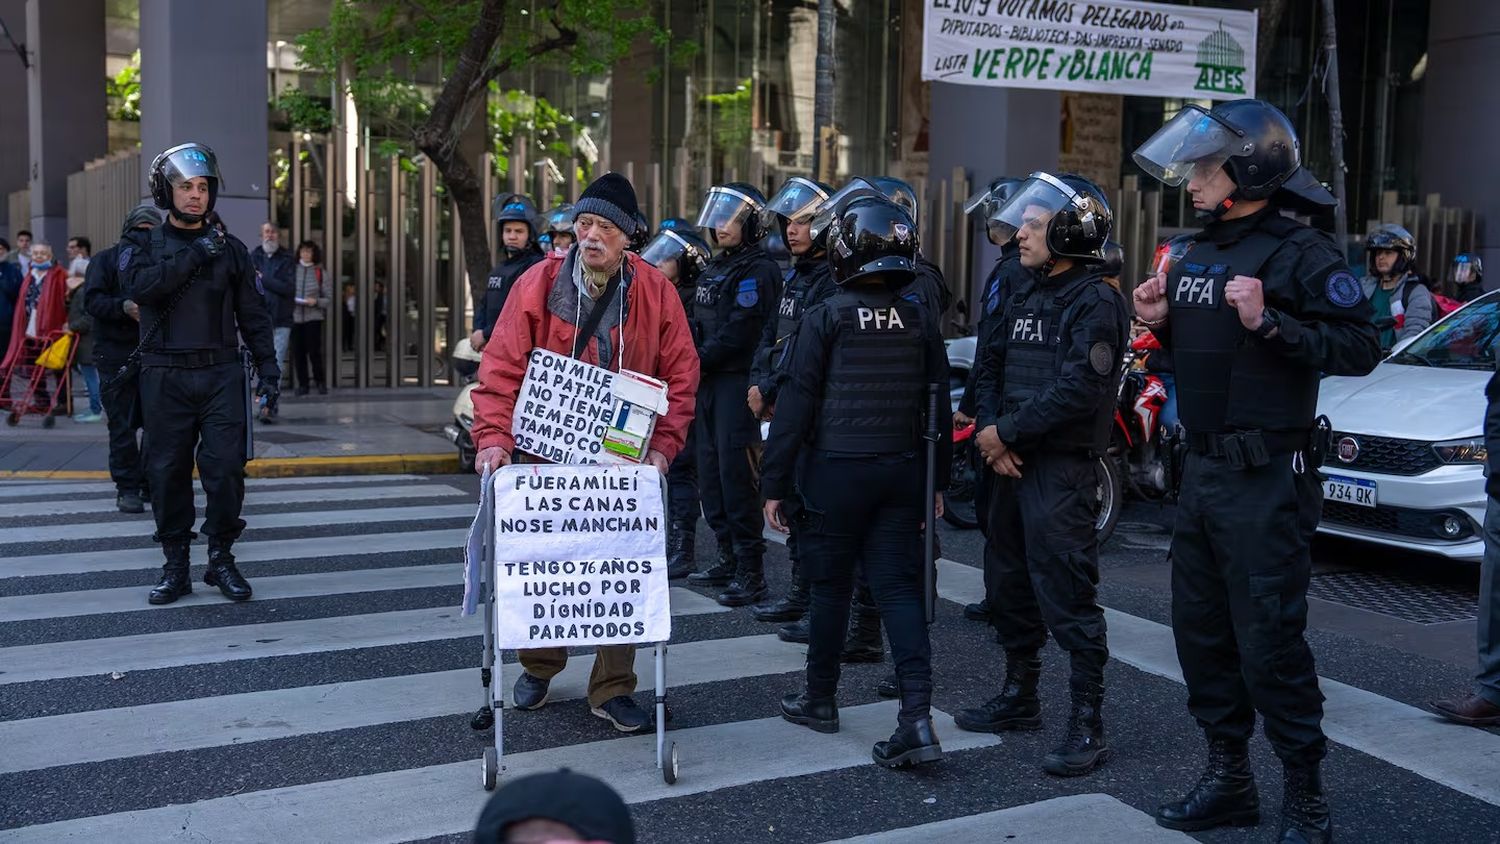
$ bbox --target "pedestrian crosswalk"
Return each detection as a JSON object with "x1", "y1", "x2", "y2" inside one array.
[{"x1": 2, "y1": 473, "x2": 1496, "y2": 842}]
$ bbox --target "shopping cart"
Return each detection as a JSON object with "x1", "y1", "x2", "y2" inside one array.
[
  {"x1": 464, "y1": 463, "x2": 680, "y2": 791},
  {"x1": 1, "y1": 330, "x2": 75, "y2": 427}
]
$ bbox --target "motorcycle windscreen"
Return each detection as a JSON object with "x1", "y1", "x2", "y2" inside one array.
[
  {"x1": 1131, "y1": 105, "x2": 1242, "y2": 188},
  {"x1": 985, "y1": 174, "x2": 1075, "y2": 247}
]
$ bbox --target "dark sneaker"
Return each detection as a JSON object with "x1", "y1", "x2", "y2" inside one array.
[
  {"x1": 512, "y1": 672, "x2": 550, "y2": 710},
  {"x1": 116, "y1": 491, "x2": 145, "y2": 514},
  {"x1": 592, "y1": 695, "x2": 651, "y2": 733}
]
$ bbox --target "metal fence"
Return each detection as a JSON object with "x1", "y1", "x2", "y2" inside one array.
[{"x1": 66, "y1": 151, "x2": 141, "y2": 254}]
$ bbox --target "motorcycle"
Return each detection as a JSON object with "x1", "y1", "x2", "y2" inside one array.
[
  {"x1": 443, "y1": 338, "x2": 485, "y2": 473},
  {"x1": 1110, "y1": 331, "x2": 1173, "y2": 502}
]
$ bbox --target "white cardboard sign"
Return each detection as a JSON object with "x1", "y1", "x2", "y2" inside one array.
[
  {"x1": 512, "y1": 348, "x2": 668, "y2": 465},
  {"x1": 490, "y1": 463, "x2": 670, "y2": 649}
]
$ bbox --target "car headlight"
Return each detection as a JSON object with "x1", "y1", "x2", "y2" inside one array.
[{"x1": 1433, "y1": 438, "x2": 1487, "y2": 464}]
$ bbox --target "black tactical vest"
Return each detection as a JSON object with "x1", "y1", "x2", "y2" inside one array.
[
  {"x1": 1000, "y1": 272, "x2": 1111, "y2": 451},
  {"x1": 771, "y1": 263, "x2": 824, "y2": 368},
  {"x1": 145, "y1": 226, "x2": 237, "y2": 352},
  {"x1": 1166, "y1": 232, "x2": 1285, "y2": 433},
  {"x1": 813, "y1": 289, "x2": 927, "y2": 453}
]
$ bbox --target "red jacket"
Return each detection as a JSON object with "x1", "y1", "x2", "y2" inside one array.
[
  {"x1": 471, "y1": 251, "x2": 700, "y2": 462},
  {"x1": 1, "y1": 265, "x2": 69, "y2": 370}
]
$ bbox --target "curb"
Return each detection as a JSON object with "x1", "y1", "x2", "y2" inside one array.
[{"x1": 0, "y1": 453, "x2": 460, "y2": 481}]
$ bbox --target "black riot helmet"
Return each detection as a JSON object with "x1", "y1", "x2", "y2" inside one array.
[
  {"x1": 964, "y1": 176, "x2": 1025, "y2": 244},
  {"x1": 630, "y1": 211, "x2": 652, "y2": 251},
  {"x1": 807, "y1": 177, "x2": 883, "y2": 248},
  {"x1": 493, "y1": 193, "x2": 540, "y2": 242},
  {"x1": 762, "y1": 177, "x2": 833, "y2": 245},
  {"x1": 1100, "y1": 240, "x2": 1124, "y2": 279},
  {"x1": 987, "y1": 172, "x2": 1113, "y2": 265},
  {"x1": 1366, "y1": 223, "x2": 1416, "y2": 277},
  {"x1": 827, "y1": 195, "x2": 918, "y2": 287},
  {"x1": 870, "y1": 177, "x2": 919, "y2": 227},
  {"x1": 658, "y1": 217, "x2": 694, "y2": 234},
  {"x1": 148, "y1": 142, "x2": 221, "y2": 224},
  {"x1": 1133, "y1": 99, "x2": 1334, "y2": 216},
  {"x1": 640, "y1": 228, "x2": 713, "y2": 287},
  {"x1": 541, "y1": 203, "x2": 575, "y2": 237},
  {"x1": 697, "y1": 182, "x2": 769, "y2": 245}
]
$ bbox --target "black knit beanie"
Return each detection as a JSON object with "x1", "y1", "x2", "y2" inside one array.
[{"x1": 574, "y1": 172, "x2": 641, "y2": 236}]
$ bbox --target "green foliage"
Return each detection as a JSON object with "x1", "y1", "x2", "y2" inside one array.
[
  {"x1": 105, "y1": 50, "x2": 141, "y2": 122},
  {"x1": 489, "y1": 86, "x2": 586, "y2": 181},
  {"x1": 703, "y1": 79, "x2": 752, "y2": 151}
]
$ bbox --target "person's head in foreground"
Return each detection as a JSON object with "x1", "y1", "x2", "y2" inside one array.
[{"x1": 473, "y1": 769, "x2": 634, "y2": 844}]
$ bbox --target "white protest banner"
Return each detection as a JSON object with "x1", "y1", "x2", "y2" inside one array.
[
  {"x1": 490, "y1": 463, "x2": 670, "y2": 649},
  {"x1": 512, "y1": 348, "x2": 668, "y2": 465},
  {"x1": 922, "y1": 0, "x2": 1257, "y2": 100}
]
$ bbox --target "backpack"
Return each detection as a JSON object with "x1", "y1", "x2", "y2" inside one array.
[{"x1": 1400, "y1": 280, "x2": 1462, "y2": 322}]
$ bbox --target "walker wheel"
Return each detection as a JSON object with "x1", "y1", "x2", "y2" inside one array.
[
  {"x1": 662, "y1": 741, "x2": 679, "y2": 785},
  {"x1": 482, "y1": 747, "x2": 498, "y2": 791},
  {"x1": 470, "y1": 705, "x2": 494, "y2": 731}
]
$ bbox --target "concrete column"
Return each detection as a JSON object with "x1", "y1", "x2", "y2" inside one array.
[
  {"x1": 138, "y1": 0, "x2": 268, "y2": 241},
  {"x1": 1420, "y1": 0, "x2": 1500, "y2": 278},
  {"x1": 0, "y1": 0, "x2": 28, "y2": 238},
  {"x1": 25, "y1": 0, "x2": 106, "y2": 249},
  {"x1": 928, "y1": 83, "x2": 1059, "y2": 308}
]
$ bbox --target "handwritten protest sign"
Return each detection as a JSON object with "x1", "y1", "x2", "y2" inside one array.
[
  {"x1": 922, "y1": 0, "x2": 1257, "y2": 100},
  {"x1": 490, "y1": 463, "x2": 670, "y2": 649},
  {"x1": 512, "y1": 348, "x2": 669, "y2": 464}
]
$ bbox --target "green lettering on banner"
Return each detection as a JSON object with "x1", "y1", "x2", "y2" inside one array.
[
  {"x1": 1021, "y1": 47, "x2": 1044, "y2": 78},
  {"x1": 1004, "y1": 46, "x2": 1025, "y2": 78},
  {"x1": 1037, "y1": 47, "x2": 1055, "y2": 80}
]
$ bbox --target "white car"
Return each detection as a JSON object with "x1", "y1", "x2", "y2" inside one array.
[{"x1": 1315, "y1": 291, "x2": 1496, "y2": 562}]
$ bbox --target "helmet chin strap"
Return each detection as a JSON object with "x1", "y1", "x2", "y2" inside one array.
[
  {"x1": 172, "y1": 206, "x2": 206, "y2": 226},
  {"x1": 1195, "y1": 192, "x2": 1239, "y2": 223}
]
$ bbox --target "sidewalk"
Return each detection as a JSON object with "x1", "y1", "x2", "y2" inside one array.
[{"x1": 0, "y1": 387, "x2": 462, "y2": 479}]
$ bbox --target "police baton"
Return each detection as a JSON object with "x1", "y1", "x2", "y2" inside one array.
[
  {"x1": 241, "y1": 347, "x2": 255, "y2": 462},
  {"x1": 922, "y1": 382, "x2": 940, "y2": 625}
]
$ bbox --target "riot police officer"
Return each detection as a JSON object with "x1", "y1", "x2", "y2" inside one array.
[
  {"x1": 85, "y1": 203, "x2": 163, "y2": 514},
  {"x1": 1131, "y1": 99, "x2": 1381, "y2": 843},
  {"x1": 762, "y1": 194, "x2": 951, "y2": 768},
  {"x1": 639, "y1": 226, "x2": 714, "y2": 578},
  {"x1": 957, "y1": 172, "x2": 1126, "y2": 781},
  {"x1": 745, "y1": 176, "x2": 832, "y2": 626},
  {"x1": 471, "y1": 194, "x2": 544, "y2": 352},
  {"x1": 956, "y1": 176, "x2": 1030, "y2": 623},
  {"x1": 686, "y1": 183, "x2": 780, "y2": 607},
  {"x1": 540, "y1": 203, "x2": 576, "y2": 255},
  {"x1": 123, "y1": 142, "x2": 279, "y2": 605}
]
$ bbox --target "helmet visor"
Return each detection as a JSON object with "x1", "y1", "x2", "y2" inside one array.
[
  {"x1": 1131, "y1": 106, "x2": 1244, "y2": 187},
  {"x1": 764, "y1": 177, "x2": 830, "y2": 225},
  {"x1": 695, "y1": 187, "x2": 760, "y2": 232},
  {"x1": 639, "y1": 229, "x2": 689, "y2": 269},
  {"x1": 1455, "y1": 256, "x2": 1480, "y2": 284},
  {"x1": 808, "y1": 177, "x2": 882, "y2": 242},
  {"x1": 985, "y1": 173, "x2": 1076, "y2": 246},
  {"x1": 963, "y1": 185, "x2": 994, "y2": 218},
  {"x1": 158, "y1": 144, "x2": 220, "y2": 188}
]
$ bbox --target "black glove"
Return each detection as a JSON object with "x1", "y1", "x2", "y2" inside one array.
[
  {"x1": 191, "y1": 230, "x2": 227, "y2": 263},
  {"x1": 256, "y1": 367, "x2": 281, "y2": 401}
]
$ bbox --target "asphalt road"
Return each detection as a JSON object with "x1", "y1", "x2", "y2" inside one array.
[{"x1": 1, "y1": 472, "x2": 1496, "y2": 843}]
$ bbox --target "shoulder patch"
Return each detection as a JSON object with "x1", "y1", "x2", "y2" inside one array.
[
  {"x1": 117, "y1": 247, "x2": 134, "y2": 273},
  {"x1": 1325, "y1": 270, "x2": 1362, "y2": 308},
  {"x1": 736, "y1": 278, "x2": 759, "y2": 307},
  {"x1": 1089, "y1": 342, "x2": 1115, "y2": 376}
]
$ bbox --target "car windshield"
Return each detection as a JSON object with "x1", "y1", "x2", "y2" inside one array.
[{"x1": 1389, "y1": 295, "x2": 1500, "y2": 370}]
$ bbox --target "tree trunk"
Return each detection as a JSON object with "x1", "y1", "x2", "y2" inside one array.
[
  {"x1": 1318, "y1": 0, "x2": 1348, "y2": 248},
  {"x1": 422, "y1": 144, "x2": 495, "y2": 316},
  {"x1": 1254, "y1": 0, "x2": 1288, "y2": 76}
]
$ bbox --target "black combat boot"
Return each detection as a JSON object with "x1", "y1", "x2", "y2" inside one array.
[
  {"x1": 1041, "y1": 680, "x2": 1110, "y2": 776},
  {"x1": 777, "y1": 613, "x2": 811, "y2": 643},
  {"x1": 1156, "y1": 738, "x2": 1260, "y2": 831},
  {"x1": 147, "y1": 542, "x2": 193, "y2": 605},
  {"x1": 954, "y1": 651, "x2": 1042, "y2": 732},
  {"x1": 873, "y1": 718, "x2": 944, "y2": 768},
  {"x1": 840, "y1": 600, "x2": 884, "y2": 663},
  {"x1": 716, "y1": 552, "x2": 768, "y2": 607},
  {"x1": 780, "y1": 692, "x2": 839, "y2": 733},
  {"x1": 1279, "y1": 762, "x2": 1332, "y2": 844},
  {"x1": 751, "y1": 559, "x2": 809, "y2": 622},
  {"x1": 687, "y1": 541, "x2": 736, "y2": 587},
  {"x1": 204, "y1": 541, "x2": 253, "y2": 601},
  {"x1": 666, "y1": 521, "x2": 696, "y2": 580},
  {"x1": 116, "y1": 490, "x2": 145, "y2": 514}
]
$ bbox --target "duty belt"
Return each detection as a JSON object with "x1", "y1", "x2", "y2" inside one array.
[
  {"x1": 1187, "y1": 429, "x2": 1310, "y2": 469},
  {"x1": 140, "y1": 348, "x2": 240, "y2": 368}
]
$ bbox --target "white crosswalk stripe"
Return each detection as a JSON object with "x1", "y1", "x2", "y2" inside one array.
[{"x1": 1, "y1": 474, "x2": 1493, "y2": 843}]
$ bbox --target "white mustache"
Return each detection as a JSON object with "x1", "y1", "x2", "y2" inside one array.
[{"x1": 580, "y1": 239, "x2": 606, "y2": 251}]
